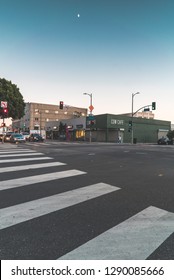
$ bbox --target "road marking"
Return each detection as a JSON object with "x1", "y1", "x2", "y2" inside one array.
[
  {"x1": 0, "y1": 162, "x2": 66, "y2": 173},
  {"x1": 59, "y1": 206, "x2": 174, "y2": 260},
  {"x1": 0, "y1": 152, "x2": 44, "y2": 157},
  {"x1": 0, "y1": 183, "x2": 119, "y2": 229},
  {"x1": 0, "y1": 169, "x2": 86, "y2": 191},
  {"x1": 0, "y1": 149, "x2": 39, "y2": 154},
  {"x1": 0, "y1": 157, "x2": 53, "y2": 163}
]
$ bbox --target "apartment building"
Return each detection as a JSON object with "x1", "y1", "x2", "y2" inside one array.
[{"x1": 12, "y1": 102, "x2": 87, "y2": 133}]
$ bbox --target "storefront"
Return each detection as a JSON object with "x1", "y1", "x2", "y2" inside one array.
[
  {"x1": 86, "y1": 114, "x2": 171, "y2": 143},
  {"x1": 45, "y1": 114, "x2": 171, "y2": 143}
]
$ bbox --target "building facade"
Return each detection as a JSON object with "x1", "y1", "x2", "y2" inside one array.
[
  {"x1": 45, "y1": 113, "x2": 171, "y2": 143},
  {"x1": 12, "y1": 102, "x2": 87, "y2": 134},
  {"x1": 87, "y1": 114, "x2": 171, "y2": 143}
]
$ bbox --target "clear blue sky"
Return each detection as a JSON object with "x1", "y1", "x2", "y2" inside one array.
[{"x1": 1, "y1": 0, "x2": 174, "y2": 122}]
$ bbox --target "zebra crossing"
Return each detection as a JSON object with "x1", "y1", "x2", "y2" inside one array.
[{"x1": 0, "y1": 144, "x2": 174, "y2": 260}]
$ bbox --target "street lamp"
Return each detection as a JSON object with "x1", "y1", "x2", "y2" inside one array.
[
  {"x1": 83, "y1": 93, "x2": 93, "y2": 115},
  {"x1": 83, "y1": 92, "x2": 93, "y2": 143},
  {"x1": 131, "y1": 92, "x2": 140, "y2": 144}
]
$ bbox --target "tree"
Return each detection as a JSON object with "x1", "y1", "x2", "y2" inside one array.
[
  {"x1": 0, "y1": 78, "x2": 25, "y2": 119},
  {"x1": 59, "y1": 122, "x2": 67, "y2": 134},
  {"x1": 167, "y1": 130, "x2": 174, "y2": 140}
]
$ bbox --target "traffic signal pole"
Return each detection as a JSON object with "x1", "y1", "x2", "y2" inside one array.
[{"x1": 131, "y1": 101, "x2": 156, "y2": 144}]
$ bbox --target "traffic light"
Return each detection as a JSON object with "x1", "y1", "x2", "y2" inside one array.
[
  {"x1": 59, "y1": 101, "x2": 64, "y2": 109},
  {"x1": 3, "y1": 108, "x2": 8, "y2": 118},
  {"x1": 152, "y1": 102, "x2": 156, "y2": 110},
  {"x1": 90, "y1": 120, "x2": 95, "y2": 126},
  {"x1": 128, "y1": 120, "x2": 132, "y2": 127},
  {"x1": 128, "y1": 120, "x2": 132, "y2": 132}
]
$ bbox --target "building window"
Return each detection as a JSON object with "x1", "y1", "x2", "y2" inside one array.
[
  {"x1": 35, "y1": 118, "x2": 39, "y2": 121},
  {"x1": 45, "y1": 110, "x2": 49, "y2": 113},
  {"x1": 55, "y1": 111, "x2": 59, "y2": 114}
]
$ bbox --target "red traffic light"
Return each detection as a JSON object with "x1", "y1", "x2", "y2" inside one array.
[
  {"x1": 3, "y1": 108, "x2": 8, "y2": 117},
  {"x1": 59, "y1": 101, "x2": 64, "y2": 109}
]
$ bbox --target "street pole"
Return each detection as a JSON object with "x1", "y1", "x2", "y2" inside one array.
[
  {"x1": 131, "y1": 92, "x2": 140, "y2": 144},
  {"x1": 83, "y1": 93, "x2": 93, "y2": 143},
  {"x1": 40, "y1": 111, "x2": 42, "y2": 136}
]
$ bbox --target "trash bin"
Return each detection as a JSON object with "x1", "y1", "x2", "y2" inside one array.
[{"x1": 133, "y1": 138, "x2": 137, "y2": 144}]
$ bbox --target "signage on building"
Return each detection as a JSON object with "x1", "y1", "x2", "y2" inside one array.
[
  {"x1": 67, "y1": 125, "x2": 73, "y2": 129},
  {"x1": 111, "y1": 119, "x2": 124, "y2": 125},
  {"x1": 76, "y1": 124, "x2": 83, "y2": 129}
]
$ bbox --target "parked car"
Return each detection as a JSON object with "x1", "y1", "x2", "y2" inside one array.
[
  {"x1": 10, "y1": 133, "x2": 26, "y2": 143},
  {"x1": 4, "y1": 131, "x2": 15, "y2": 142},
  {"x1": 157, "y1": 137, "x2": 173, "y2": 145},
  {"x1": 21, "y1": 132, "x2": 30, "y2": 140},
  {"x1": 28, "y1": 133, "x2": 44, "y2": 142}
]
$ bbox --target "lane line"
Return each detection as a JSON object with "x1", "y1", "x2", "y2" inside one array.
[
  {"x1": 0, "y1": 183, "x2": 119, "y2": 229},
  {"x1": 0, "y1": 169, "x2": 86, "y2": 191},
  {"x1": 0, "y1": 162, "x2": 66, "y2": 173},
  {"x1": 0, "y1": 152, "x2": 44, "y2": 157},
  {"x1": 59, "y1": 206, "x2": 174, "y2": 260},
  {"x1": 0, "y1": 157, "x2": 53, "y2": 163}
]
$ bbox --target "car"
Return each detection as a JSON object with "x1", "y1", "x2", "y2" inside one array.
[
  {"x1": 157, "y1": 137, "x2": 173, "y2": 145},
  {"x1": 4, "y1": 131, "x2": 15, "y2": 142},
  {"x1": 21, "y1": 132, "x2": 30, "y2": 140},
  {"x1": 28, "y1": 133, "x2": 44, "y2": 142},
  {"x1": 10, "y1": 133, "x2": 26, "y2": 143}
]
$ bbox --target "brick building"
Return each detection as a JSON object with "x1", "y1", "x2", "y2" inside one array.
[{"x1": 12, "y1": 102, "x2": 87, "y2": 133}]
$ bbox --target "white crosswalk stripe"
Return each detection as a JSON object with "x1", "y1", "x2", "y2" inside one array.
[
  {"x1": 0, "y1": 169, "x2": 86, "y2": 191},
  {"x1": 0, "y1": 152, "x2": 44, "y2": 157},
  {"x1": 59, "y1": 206, "x2": 174, "y2": 260},
  {"x1": 0, "y1": 145, "x2": 173, "y2": 260},
  {"x1": 0, "y1": 162, "x2": 66, "y2": 173},
  {"x1": 0, "y1": 149, "x2": 39, "y2": 154},
  {"x1": 0, "y1": 183, "x2": 119, "y2": 230},
  {"x1": 0, "y1": 157, "x2": 53, "y2": 163}
]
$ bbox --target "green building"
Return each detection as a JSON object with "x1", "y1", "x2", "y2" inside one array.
[{"x1": 86, "y1": 114, "x2": 171, "y2": 143}]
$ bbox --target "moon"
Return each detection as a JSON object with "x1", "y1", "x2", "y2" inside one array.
[{"x1": 77, "y1": 14, "x2": 80, "y2": 18}]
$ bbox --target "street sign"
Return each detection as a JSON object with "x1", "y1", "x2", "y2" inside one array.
[
  {"x1": 1, "y1": 101, "x2": 7, "y2": 108},
  {"x1": 144, "y1": 108, "x2": 150, "y2": 111},
  {"x1": 88, "y1": 115, "x2": 95, "y2": 120},
  {"x1": 89, "y1": 105, "x2": 94, "y2": 111}
]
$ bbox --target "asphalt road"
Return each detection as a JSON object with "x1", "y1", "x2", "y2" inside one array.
[{"x1": 0, "y1": 141, "x2": 174, "y2": 260}]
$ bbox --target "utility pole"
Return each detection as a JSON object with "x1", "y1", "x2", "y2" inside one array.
[{"x1": 83, "y1": 93, "x2": 94, "y2": 143}]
